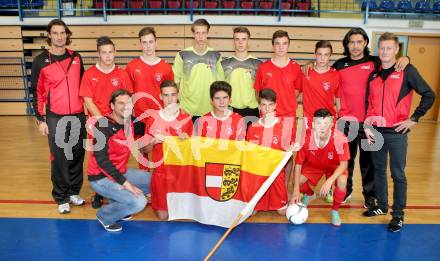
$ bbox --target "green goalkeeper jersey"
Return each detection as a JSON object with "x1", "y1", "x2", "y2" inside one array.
[
  {"x1": 173, "y1": 47, "x2": 224, "y2": 116},
  {"x1": 221, "y1": 55, "x2": 261, "y2": 109}
]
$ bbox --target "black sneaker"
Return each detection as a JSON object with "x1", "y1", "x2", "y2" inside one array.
[
  {"x1": 363, "y1": 197, "x2": 377, "y2": 209},
  {"x1": 92, "y1": 194, "x2": 103, "y2": 209},
  {"x1": 121, "y1": 215, "x2": 132, "y2": 221},
  {"x1": 97, "y1": 215, "x2": 122, "y2": 232},
  {"x1": 388, "y1": 217, "x2": 404, "y2": 232},
  {"x1": 363, "y1": 206, "x2": 387, "y2": 217}
]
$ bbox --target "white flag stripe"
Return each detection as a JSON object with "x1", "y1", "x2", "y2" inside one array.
[
  {"x1": 167, "y1": 192, "x2": 247, "y2": 228},
  {"x1": 205, "y1": 176, "x2": 222, "y2": 188}
]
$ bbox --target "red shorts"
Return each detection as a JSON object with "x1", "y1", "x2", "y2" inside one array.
[
  {"x1": 254, "y1": 170, "x2": 288, "y2": 211},
  {"x1": 302, "y1": 167, "x2": 348, "y2": 186},
  {"x1": 151, "y1": 169, "x2": 168, "y2": 211}
]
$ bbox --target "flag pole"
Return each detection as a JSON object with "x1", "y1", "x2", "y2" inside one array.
[
  {"x1": 204, "y1": 151, "x2": 293, "y2": 260},
  {"x1": 204, "y1": 213, "x2": 243, "y2": 261}
]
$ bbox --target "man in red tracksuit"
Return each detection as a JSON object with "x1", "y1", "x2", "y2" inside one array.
[
  {"x1": 363, "y1": 32, "x2": 435, "y2": 232},
  {"x1": 88, "y1": 89, "x2": 150, "y2": 232},
  {"x1": 30, "y1": 19, "x2": 86, "y2": 214}
]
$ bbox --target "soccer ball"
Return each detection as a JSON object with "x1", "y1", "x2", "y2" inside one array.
[{"x1": 286, "y1": 203, "x2": 308, "y2": 224}]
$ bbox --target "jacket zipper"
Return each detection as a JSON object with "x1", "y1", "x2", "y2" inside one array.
[
  {"x1": 381, "y1": 81, "x2": 385, "y2": 127},
  {"x1": 66, "y1": 75, "x2": 71, "y2": 114}
]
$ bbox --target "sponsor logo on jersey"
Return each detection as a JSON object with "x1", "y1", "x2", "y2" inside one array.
[
  {"x1": 266, "y1": 72, "x2": 273, "y2": 77},
  {"x1": 72, "y1": 61, "x2": 78, "y2": 65},
  {"x1": 135, "y1": 69, "x2": 141, "y2": 74},
  {"x1": 91, "y1": 77, "x2": 98, "y2": 82},
  {"x1": 390, "y1": 74, "x2": 400, "y2": 79}
]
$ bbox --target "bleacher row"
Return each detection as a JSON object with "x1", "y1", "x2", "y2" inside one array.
[
  {"x1": 2, "y1": 0, "x2": 440, "y2": 14},
  {"x1": 0, "y1": 24, "x2": 347, "y2": 115},
  {"x1": 91, "y1": 0, "x2": 313, "y2": 14},
  {"x1": 361, "y1": 0, "x2": 440, "y2": 12}
]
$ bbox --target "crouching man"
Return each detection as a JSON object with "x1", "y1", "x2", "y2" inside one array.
[{"x1": 88, "y1": 89, "x2": 151, "y2": 232}]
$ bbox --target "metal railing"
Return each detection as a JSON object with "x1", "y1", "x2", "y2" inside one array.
[
  {"x1": 0, "y1": 0, "x2": 439, "y2": 23},
  {"x1": 0, "y1": 57, "x2": 31, "y2": 113}
]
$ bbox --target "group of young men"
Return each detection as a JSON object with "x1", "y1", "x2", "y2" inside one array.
[{"x1": 30, "y1": 18, "x2": 435, "y2": 233}]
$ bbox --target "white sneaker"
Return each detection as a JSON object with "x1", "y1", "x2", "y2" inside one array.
[
  {"x1": 69, "y1": 195, "x2": 86, "y2": 206},
  {"x1": 58, "y1": 203, "x2": 70, "y2": 214}
]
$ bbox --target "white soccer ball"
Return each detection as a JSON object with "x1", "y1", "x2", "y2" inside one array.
[{"x1": 286, "y1": 203, "x2": 308, "y2": 224}]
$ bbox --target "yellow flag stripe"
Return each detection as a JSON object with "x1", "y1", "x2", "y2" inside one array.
[{"x1": 163, "y1": 137, "x2": 285, "y2": 177}]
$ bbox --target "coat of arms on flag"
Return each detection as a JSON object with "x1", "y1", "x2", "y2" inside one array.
[{"x1": 205, "y1": 163, "x2": 240, "y2": 201}]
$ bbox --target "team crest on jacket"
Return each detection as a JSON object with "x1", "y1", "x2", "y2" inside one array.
[
  {"x1": 205, "y1": 163, "x2": 241, "y2": 201},
  {"x1": 322, "y1": 81, "x2": 331, "y2": 91},
  {"x1": 155, "y1": 73, "x2": 162, "y2": 82},
  {"x1": 111, "y1": 78, "x2": 119, "y2": 86}
]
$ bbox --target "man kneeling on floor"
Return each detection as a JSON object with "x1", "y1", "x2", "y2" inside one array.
[
  {"x1": 290, "y1": 108, "x2": 350, "y2": 226},
  {"x1": 88, "y1": 89, "x2": 151, "y2": 232}
]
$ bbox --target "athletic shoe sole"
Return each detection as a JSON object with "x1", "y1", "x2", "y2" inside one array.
[{"x1": 97, "y1": 215, "x2": 122, "y2": 232}]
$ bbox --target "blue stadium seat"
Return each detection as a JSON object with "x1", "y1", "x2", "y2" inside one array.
[
  {"x1": 414, "y1": 0, "x2": 431, "y2": 12},
  {"x1": 396, "y1": 0, "x2": 412, "y2": 12},
  {"x1": 378, "y1": 0, "x2": 395, "y2": 11},
  {"x1": 431, "y1": 0, "x2": 440, "y2": 12},
  {"x1": 361, "y1": 0, "x2": 378, "y2": 11},
  {"x1": 0, "y1": 0, "x2": 44, "y2": 8}
]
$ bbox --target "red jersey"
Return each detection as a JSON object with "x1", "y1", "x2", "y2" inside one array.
[
  {"x1": 198, "y1": 111, "x2": 246, "y2": 140},
  {"x1": 246, "y1": 117, "x2": 295, "y2": 151},
  {"x1": 146, "y1": 110, "x2": 193, "y2": 172},
  {"x1": 79, "y1": 65, "x2": 133, "y2": 116},
  {"x1": 254, "y1": 59, "x2": 302, "y2": 116},
  {"x1": 145, "y1": 110, "x2": 192, "y2": 211},
  {"x1": 300, "y1": 68, "x2": 340, "y2": 118},
  {"x1": 333, "y1": 55, "x2": 380, "y2": 122},
  {"x1": 126, "y1": 57, "x2": 174, "y2": 117},
  {"x1": 296, "y1": 130, "x2": 350, "y2": 173},
  {"x1": 245, "y1": 117, "x2": 291, "y2": 211}
]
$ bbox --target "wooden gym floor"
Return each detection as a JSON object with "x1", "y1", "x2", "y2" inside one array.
[{"x1": 0, "y1": 116, "x2": 439, "y2": 224}]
